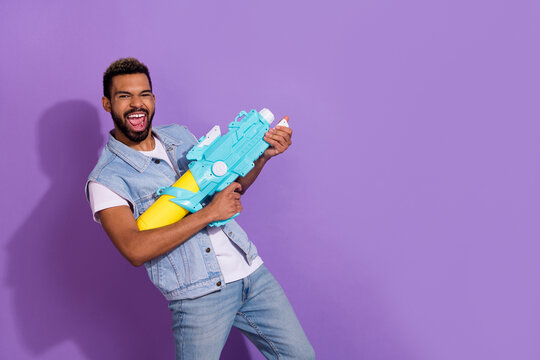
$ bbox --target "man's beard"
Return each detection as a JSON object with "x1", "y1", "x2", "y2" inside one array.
[{"x1": 112, "y1": 108, "x2": 154, "y2": 143}]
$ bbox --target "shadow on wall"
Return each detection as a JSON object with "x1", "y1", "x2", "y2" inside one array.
[{"x1": 6, "y1": 100, "x2": 250, "y2": 360}]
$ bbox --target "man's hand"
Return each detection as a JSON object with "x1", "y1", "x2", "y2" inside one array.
[
  {"x1": 235, "y1": 117, "x2": 293, "y2": 194},
  {"x1": 202, "y1": 182, "x2": 243, "y2": 222},
  {"x1": 262, "y1": 120, "x2": 293, "y2": 160}
]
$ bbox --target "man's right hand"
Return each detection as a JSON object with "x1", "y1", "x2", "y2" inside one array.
[{"x1": 202, "y1": 182, "x2": 243, "y2": 223}]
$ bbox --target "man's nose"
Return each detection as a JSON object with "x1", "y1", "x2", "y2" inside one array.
[{"x1": 130, "y1": 95, "x2": 144, "y2": 108}]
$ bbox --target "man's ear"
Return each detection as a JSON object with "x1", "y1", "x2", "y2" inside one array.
[{"x1": 102, "y1": 96, "x2": 112, "y2": 113}]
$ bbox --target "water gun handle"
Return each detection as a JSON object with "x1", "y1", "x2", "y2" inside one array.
[{"x1": 209, "y1": 213, "x2": 240, "y2": 227}]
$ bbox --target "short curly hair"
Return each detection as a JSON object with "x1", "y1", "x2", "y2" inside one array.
[{"x1": 103, "y1": 57, "x2": 152, "y2": 99}]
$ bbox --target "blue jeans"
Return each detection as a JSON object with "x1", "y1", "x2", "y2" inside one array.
[{"x1": 168, "y1": 265, "x2": 315, "y2": 359}]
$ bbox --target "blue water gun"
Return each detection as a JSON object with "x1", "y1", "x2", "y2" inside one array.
[{"x1": 136, "y1": 108, "x2": 289, "y2": 230}]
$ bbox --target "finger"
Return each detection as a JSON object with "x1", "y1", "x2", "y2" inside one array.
[
  {"x1": 233, "y1": 192, "x2": 241, "y2": 200},
  {"x1": 265, "y1": 133, "x2": 288, "y2": 149},
  {"x1": 225, "y1": 182, "x2": 242, "y2": 193},
  {"x1": 269, "y1": 126, "x2": 292, "y2": 139},
  {"x1": 263, "y1": 137, "x2": 284, "y2": 152},
  {"x1": 270, "y1": 129, "x2": 292, "y2": 144},
  {"x1": 270, "y1": 126, "x2": 292, "y2": 135},
  {"x1": 274, "y1": 126, "x2": 293, "y2": 136},
  {"x1": 265, "y1": 130, "x2": 288, "y2": 142},
  {"x1": 276, "y1": 131, "x2": 292, "y2": 146}
]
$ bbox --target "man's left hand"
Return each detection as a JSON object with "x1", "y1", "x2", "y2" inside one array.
[{"x1": 263, "y1": 123, "x2": 293, "y2": 160}]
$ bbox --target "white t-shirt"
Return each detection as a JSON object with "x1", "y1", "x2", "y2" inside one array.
[{"x1": 88, "y1": 137, "x2": 262, "y2": 283}]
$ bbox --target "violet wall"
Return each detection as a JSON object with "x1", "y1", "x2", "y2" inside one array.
[{"x1": 1, "y1": 0, "x2": 539, "y2": 359}]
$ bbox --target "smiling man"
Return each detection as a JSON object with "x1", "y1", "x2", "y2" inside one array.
[
  {"x1": 103, "y1": 71, "x2": 155, "y2": 146},
  {"x1": 86, "y1": 58, "x2": 314, "y2": 359}
]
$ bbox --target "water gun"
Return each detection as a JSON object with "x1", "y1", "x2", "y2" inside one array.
[{"x1": 136, "y1": 108, "x2": 289, "y2": 230}]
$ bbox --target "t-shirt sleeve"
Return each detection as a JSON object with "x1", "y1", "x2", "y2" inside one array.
[{"x1": 87, "y1": 181, "x2": 131, "y2": 223}]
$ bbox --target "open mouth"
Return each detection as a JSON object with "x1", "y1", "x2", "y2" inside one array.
[{"x1": 126, "y1": 111, "x2": 147, "y2": 132}]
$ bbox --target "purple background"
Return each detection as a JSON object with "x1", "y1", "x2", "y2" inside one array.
[{"x1": 1, "y1": 0, "x2": 539, "y2": 359}]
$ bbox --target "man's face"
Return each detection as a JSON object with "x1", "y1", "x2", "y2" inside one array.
[{"x1": 102, "y1": 73, "x2": 155, "y2": 143}]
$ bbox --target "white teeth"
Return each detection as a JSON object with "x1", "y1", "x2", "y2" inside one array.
[{"x1": 128, "y1": 113, "x2": 145, "y2": 118}]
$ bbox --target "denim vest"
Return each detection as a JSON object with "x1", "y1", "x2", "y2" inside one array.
[{"x1": 86, "y1": 124, "x2": 259, "y2": 300}]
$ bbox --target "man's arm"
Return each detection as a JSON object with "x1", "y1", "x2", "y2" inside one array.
[
  {"x1": 236, "y1": 124, "x2": 293, "y2": 194},
  {"x1": 98, "y1": 182, "x2": 242, "y2": 267}
]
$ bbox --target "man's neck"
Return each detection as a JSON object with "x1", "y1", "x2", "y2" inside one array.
[{"x1": 112, "y1": 128, "x2": 155, "y2": 151}]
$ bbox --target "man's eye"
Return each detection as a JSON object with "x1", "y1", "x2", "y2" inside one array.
[
  {"x1": 142, "y1": 93, "x2": 152, "y2": 97},
  {"x1": 119, "y1": 95, "x2": 129, "y2": 99}
]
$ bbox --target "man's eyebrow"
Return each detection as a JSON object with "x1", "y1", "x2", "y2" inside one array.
[
  {"x1": 114, "y1": 91, "x2": 132, "y2": 95},
  {"x1": 114, "y1": 89, "x2": 152, "y2": 96}
]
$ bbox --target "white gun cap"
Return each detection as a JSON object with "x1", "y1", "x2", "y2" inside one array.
[{"x1": 259, "y1": 108, "x2": 274, "y2": 124}]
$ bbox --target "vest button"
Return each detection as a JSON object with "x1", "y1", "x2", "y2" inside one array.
[
  {"x1": 154, "y1": 159, "x2": 160, "y2": 164},
  {"x1": 206, "y1": 248, "x2": 211, "y2": 253},
  {"x1": 216, "y1": 281, "x2": 222, "y2": 286}
]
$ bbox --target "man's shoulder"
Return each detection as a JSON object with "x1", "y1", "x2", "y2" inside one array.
[
  {"x1": 154, "y1": 123, "x2": 182, "y2": 132},
  {"x1": 154, "y1": 123, "x2": 193, "y2": 136},
  {"x1": 87, "y1": 145, "x2": 125, "y2": 182},
  {"x1": 154, "y1": 124, "x2": 198, "y2": 146}
]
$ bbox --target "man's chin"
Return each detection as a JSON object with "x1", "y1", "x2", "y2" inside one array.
[
  {"x1": 127, "y1": 128, "x2": 150, "y2": 142},
  {"x1": 119, "y1": 122, "x2": 151, "y2": 142}
]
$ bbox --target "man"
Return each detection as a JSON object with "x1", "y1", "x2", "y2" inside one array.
[{"x1": 86, "y1": 58, "x2": 314, "y2": 359}]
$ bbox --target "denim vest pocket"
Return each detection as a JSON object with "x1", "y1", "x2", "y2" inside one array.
[
  {"x1": 146, "y1": 234, "x2": 211, "y2": 294},
  {"x1": 152, "y1": 249, "x2": 187, "y2": 293},
  {"x1": 179, "y1": 233, "x2": 211, "y2": 284}
]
